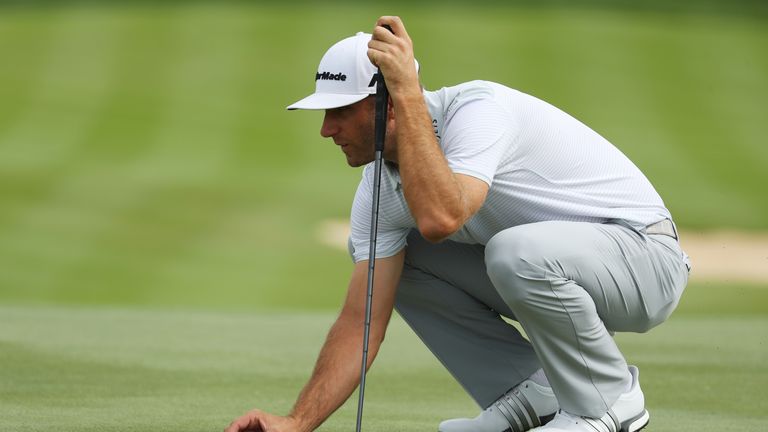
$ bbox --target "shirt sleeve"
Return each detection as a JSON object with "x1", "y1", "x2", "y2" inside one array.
[
  {"x1": 441, "y1": 95, "x2": 518, "y2": 185},
  {"x1": 348, "y1": 164, "x2": 410, "y2": 263}
]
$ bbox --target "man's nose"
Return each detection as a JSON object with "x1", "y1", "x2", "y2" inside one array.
[{"x1": 320, "y1": 112, "x2": 339, "y2": 138}]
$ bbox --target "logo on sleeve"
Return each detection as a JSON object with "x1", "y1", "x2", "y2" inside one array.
[
  {"x1": 432, "y1": 119, "x2": 441, "y2": 141},
  {"x1": 316, "y1": 71, "x2": 347, "y2": 81}
]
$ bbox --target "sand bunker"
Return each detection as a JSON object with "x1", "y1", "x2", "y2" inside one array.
[{"x1": 316, "y1": 220, "x2": 768, "y2": 284}]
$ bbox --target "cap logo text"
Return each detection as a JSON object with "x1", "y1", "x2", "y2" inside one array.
[
  {"x1": 316, "y1": 71, "x2": 347, "y2": 81},
  {"x1": 368, "y1": 73, "x2": 379, "y2": 87}
]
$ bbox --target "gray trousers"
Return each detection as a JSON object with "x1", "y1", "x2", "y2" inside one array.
[{"x1": 394, "y1": 221, "x2": 689, "y2": 418}]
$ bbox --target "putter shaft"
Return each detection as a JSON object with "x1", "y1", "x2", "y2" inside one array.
[{"x1": 355, "y1": 29, "x2": 390, "y2": 432}]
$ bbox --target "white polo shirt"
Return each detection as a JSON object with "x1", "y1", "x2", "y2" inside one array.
[{"x1": 348, "y1": 80, "x2": 671, "y2": 262}]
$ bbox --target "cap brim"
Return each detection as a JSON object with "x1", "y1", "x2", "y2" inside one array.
[{"x1": 286, "y1": 92, "x2": 369, "y2": 110}]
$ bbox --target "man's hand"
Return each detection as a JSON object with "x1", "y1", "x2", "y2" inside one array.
[
  {"x1": 223, "y1": 253, "x2": 405, "y2": 432},
  {"x1": 367, "y1": 16, "x2": 489, "y2": 243},
  {"x1": 367, "y1": 16, "x2": 421, "y2": 100},
  {"x1": 224, "y1": 409, "x2": 300, "y2": 432}
]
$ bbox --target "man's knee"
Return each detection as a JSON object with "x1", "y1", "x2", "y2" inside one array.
[
  {"x1": 485, "y1": 226, "x2": 554, "y2": 306},
  {"x1": 394, "y1": 262, "x2": 429, "y2": 310}
]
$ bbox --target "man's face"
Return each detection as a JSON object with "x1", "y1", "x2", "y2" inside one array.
[{"x1": 320, "y1": 97, "x2": 378, "y2": 167}]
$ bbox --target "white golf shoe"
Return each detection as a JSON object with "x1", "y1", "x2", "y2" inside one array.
[
  {"x1": 530, "y1": 366, "x2": 649, "y2": 432},
  {"x1": 438, "y1": 379, "x2": 558, "y2": 432}
]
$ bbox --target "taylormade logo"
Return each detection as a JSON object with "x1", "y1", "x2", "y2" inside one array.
[
  {"x1": 316, "y1": 71, "x2": 347, "y2": 81},
  {"x1": 368, "y1": 73, "x2": 379, "y2": 87}
]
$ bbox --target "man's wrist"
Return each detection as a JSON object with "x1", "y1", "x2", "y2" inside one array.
[
  {"x1": 390, "y1": 84, "x2": 424, "y2": 107},
  {"x1": 286, "y1": 412, "x2": 311, "y2": 432}
]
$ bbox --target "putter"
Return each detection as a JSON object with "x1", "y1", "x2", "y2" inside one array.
[{"x1": 355, "y1": 24, "x2": 391, "y2": 432}]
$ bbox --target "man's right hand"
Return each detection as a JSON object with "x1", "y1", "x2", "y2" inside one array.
[
  {"x1": 224, "y1": 409, "x2": 300, "y2": 432},
  {"x1": 224, "y1": 251, "x2": 405, "y2": 432}
]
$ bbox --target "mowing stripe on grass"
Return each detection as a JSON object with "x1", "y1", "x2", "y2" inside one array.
[
  {"x1": 0, "y1": 305, "x2": 765, "y2": 431},
  {"x1": 0, "y1": 3, "x2": 766, "y2": 309}
]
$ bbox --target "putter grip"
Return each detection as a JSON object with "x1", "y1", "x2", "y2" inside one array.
[{"x1": 373, "y1": 25, "x2": 392, "y2": 152}]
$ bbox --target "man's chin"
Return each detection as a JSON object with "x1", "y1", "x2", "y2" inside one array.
[{"x1": 346, "y1": 157, "x2": 373, "y2": 168}]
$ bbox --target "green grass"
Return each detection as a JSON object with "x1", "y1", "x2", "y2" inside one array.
[
  {"x1": 0, "y1": 2, "x2": 767, "y2": 308},
  {"x1": 1, "y1": 283, "x2": 766, "y2": 431},
  {"x1": 0, "y1": 3, "x2": 766, "y2": 431}
]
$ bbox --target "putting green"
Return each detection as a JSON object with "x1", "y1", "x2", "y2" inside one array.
[{"x1": 1, "y1": 283, "x2": 766, "y2": 431}]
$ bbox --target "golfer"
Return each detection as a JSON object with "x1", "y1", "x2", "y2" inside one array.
[{"x1": 225, "y1": 16, "x2": 690, "y2": 432}]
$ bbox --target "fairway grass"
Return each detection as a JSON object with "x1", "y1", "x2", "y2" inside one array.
[
  {"x1": 2, "y1": 286, "x2": 767, "y2": 432},
  {"x1": 1, "y1": 2, "x2": 767, "y2": 309}
]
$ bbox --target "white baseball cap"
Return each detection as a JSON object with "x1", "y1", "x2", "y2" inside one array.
[{"x1": 287, "y1": 32, "x2": 418, "y2": 110}]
